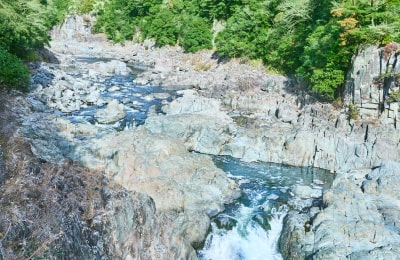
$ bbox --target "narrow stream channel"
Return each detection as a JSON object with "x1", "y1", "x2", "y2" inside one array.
[{"x1": 197, "y1": 156, "x2": 334, "y2": 260}]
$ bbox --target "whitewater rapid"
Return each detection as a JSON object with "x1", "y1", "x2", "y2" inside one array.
[{"x1": 197, "y1": 156, "x2": 333, "y2": 260}]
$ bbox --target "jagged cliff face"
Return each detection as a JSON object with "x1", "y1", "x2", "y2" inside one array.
[
  {"x1": 345, "y1": 43, "x2": 400, "y2": 125},
  {"x1": 51, "y1": 15, "x2": 94, "y2": 42},
  {"x1": 279, "y1": 44, "x2": 400, "y2": 259}
]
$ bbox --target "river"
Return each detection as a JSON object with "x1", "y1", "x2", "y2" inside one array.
[
  {"x1": 197, "y1": 156, "x2": 334, "y2": 260},
  {"x1": 30, "y1": 56, "x2": 335, "y2": 259}
]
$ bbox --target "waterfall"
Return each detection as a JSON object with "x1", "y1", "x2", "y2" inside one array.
[{"x1": 197, "y1": 156, "x2": 333, "y2": 260}]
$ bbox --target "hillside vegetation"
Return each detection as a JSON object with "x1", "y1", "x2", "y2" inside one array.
[
  {"x1": 0, "y1": 0, "x2": 69, "y2": 91},
  {"x1": 92, "y1": 0, "x2": 400, "y2": 100},
  {"x1": 1, "y1": 0, "x2": 400, "y2": 100}
]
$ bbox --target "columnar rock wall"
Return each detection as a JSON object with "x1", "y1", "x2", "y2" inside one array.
[
  {"x1": 51, "y1": 15, "x2": 94, "y2": 42},
  {"x1": 145, "y1": 89, "x2": 400, "y2": 173},
  {"x1": 345, "y1": 44, "x2": 400, "y2": 125}
]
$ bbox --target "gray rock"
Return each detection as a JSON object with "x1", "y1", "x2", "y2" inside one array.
[
  {"x1": 281, "y1": 162, "x2": 400, "y2": 259},
  {"x1": 91, "y1": 60, "x2": 131, "y2": 75},
  {"x1": 0, "y1": 145, "x2": 6, "y2": 185},
  {"x1": 292, "y1": 185, "x2": 322, "y2": 199},
  {"x1": 108, "y1": 85, "x2": 120, "y2": 92},
  {"x1": 95, "y1": 99, "x2": 126, "y2": 124},
  {"x1": 99, "y1": 188, "x2": 198, "y2": 260},
  {"x1": 85, "y1": 90, "x2": 102, "y2": 104},
  {"x1": 275, "y1": 103, "x2": 299, "y2": 123}
]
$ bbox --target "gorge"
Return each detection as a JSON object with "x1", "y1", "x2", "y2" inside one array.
[{"x1": 0, "y1": 14, "x2": 400, "y2": 259}]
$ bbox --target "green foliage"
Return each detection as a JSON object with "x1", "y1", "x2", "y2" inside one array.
[
  {"x1": 347, "y1": 103, "x2": 360, "y2": 120},
  {"x1": 0, "y1": 48, "x2": 30, "y2": 92},
  {"x1": 215, "y1": 1, "x2": 271, "y2": 59},
  {"x1": 0, "y1": 0, "x2": 70, "y2": 91},
  {"x1": 76, "y1": 0, "x2": 95, "y2": 14},
  {"x1": 140, "y1": 7, "x2": 179, "y2": 46},
  {"x1": 197, "y1": 0, "x2": 241, "y2": 20},
  {"x1": 387, "y1": 90, "x2": 400, "y2": 103},
  {"x1": 0, "y1": 0, "x2": 70, "y2": 57},
  {"x1": 94, "y1": 0, "x2": 213, "y2": 51},
  {"x1": 179, "y1": 15, "x2": 212, "y2": 53},
  {"x1": 310, "y1": 68, "x2": 344, "y2": 101},
  {"x1": 94, "y1": 0, "x2": 163, "y2": 43},
  {"x1": 0, "y1": 1, "x2": 49, "y2": 57},
  {"x1": 331, "y1": 0, "x2": 400, "y2": 46}
]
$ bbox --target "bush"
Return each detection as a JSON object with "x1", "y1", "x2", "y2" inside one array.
[
  {"x1": 140, "y1": 8, "x2": 179, "y2": 46},
  {"x1": 387, "y1": 90, "x2": 400, "y2": 103},
  {"x1": 347, "y1": 103, "x2": 359, "y2": 120},
  {"x1": 179, "y1": 15, "x2": 212, "y2": 53},
  {"x1": 310, "y1": 68, "x2": 344, "y2": 101},
  {"x1": 0, "y1": 48, "x2": 30, "y2": 92}
]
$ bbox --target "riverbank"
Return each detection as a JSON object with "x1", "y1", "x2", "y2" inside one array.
[{"x1": 2, "y1": 14, "x2": 400, "y2": 259}]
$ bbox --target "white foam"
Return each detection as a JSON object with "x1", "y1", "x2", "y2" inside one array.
[{"x1": 199, "y1": 206, "x2": 287, "y2": 260}]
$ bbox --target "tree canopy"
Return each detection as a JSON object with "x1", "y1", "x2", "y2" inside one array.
[
  {"x1": 92, "y1": 0, "x2": 400, "y2": 100},
  {"x1": 2, "y1": 0, "x2": 400, "y2": 98}
]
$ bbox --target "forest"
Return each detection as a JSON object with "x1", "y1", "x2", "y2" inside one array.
[{"x1": 1, "y1": 0, "x2": 400, "y2": 100}]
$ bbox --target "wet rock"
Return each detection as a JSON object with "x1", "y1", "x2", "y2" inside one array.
[
  {"x1": 292, "y1": 185, "x2": 322, "y2": 199},
  {"x1": 108, "y1": 85, "x2": 120, "y2": 92},
  {"x1": 85, "y1": 90, "x2": 105, "y2": 106},
  {"x1": 215, "y1": 215, "x2": 237, "y2": 230}
]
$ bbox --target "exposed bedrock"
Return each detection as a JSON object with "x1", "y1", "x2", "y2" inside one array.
[
  {"x1": 280, "y1": 162, "x2": 400, "y2": 259},
  {"x1": 19, "y1": 15, "x2": 400, "y2": 259},
  {"x1": 144, "y1": 88, "x2": 400, "y2": 173}
]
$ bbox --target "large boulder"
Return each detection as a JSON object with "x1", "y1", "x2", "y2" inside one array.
[
  {"x1": 85, "y1": 127, "x2": 240, "y2": 248},
  {"x1": 90, "y1": 60, "x2": 131, "y2": 75},
  {"x1": 145, "y1": 90, "x2": 237, "y2": 154},
  {"x1": 95, "y1": 99, "x2": 126, "y2": 124}
]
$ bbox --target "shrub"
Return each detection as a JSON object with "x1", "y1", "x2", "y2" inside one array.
[
  {"x1": 387, "y1": 90, "x2": 400, "y2": 103},
  {"x1": 179, "y1": 15, "x2": 212, "y2": 53},
  {"x1": 310, "y1": 68, "x2": 344, "y2": 101},
  {"x1": 347, "y1": 103, "x2": 359, "y2": 120},
  {"x1": 0, "y1": 48, "x2": 30, "y2": 92}
]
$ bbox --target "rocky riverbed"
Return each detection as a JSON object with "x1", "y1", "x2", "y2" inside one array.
[{"x1": 1, "y1": 14, "x2": 400, "y2": 259}]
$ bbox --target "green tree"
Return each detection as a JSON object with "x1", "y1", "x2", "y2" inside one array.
[
  {"x1": 0, "y1": 48, "x2": 30, "y2": 91},
  {"x1": 215, "y1": 1, "x2": 272, "y2": 59},
  {"x1": 179, "y1": 15, "x2": 212, "y2": 53},
  {"x1": 140, "y1": 7, "x2": 179, "y2": 46},
  {"x1": 0, "y1": 0, "x2": 70, "y2": 91}
]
